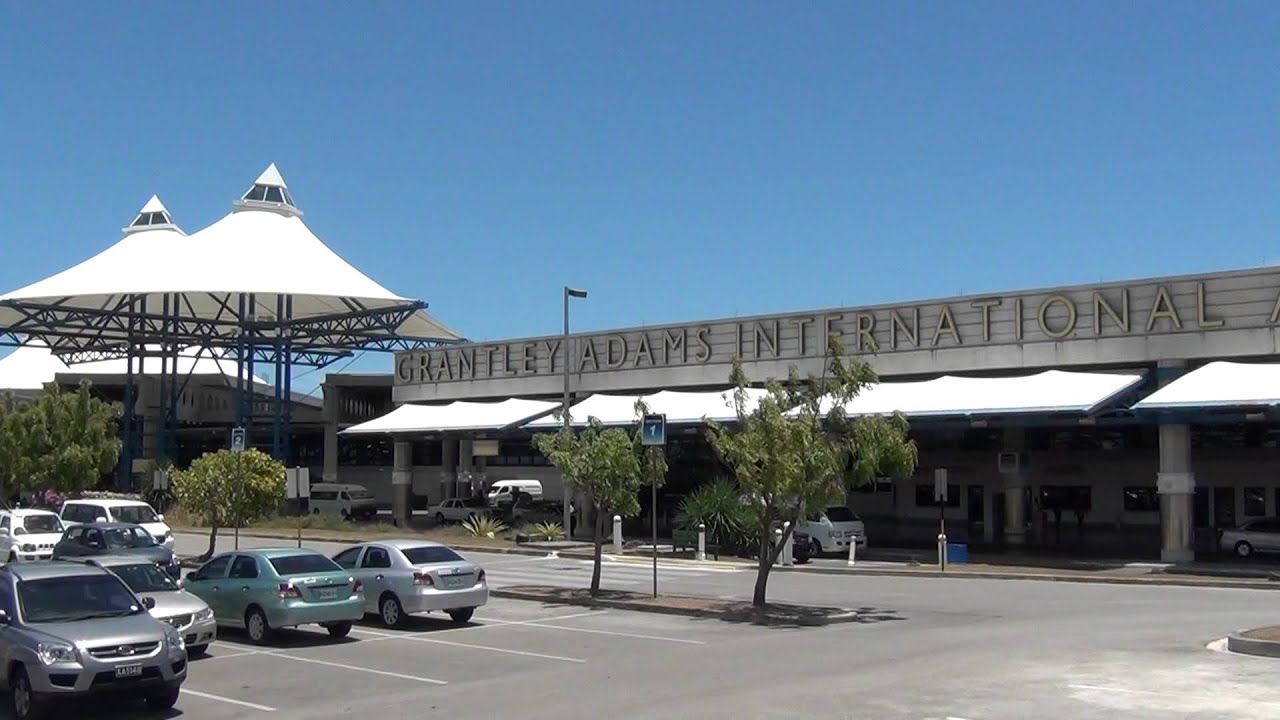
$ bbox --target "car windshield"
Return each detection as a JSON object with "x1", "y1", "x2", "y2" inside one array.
[
  {"x1": 20, "y1": 515, "x2": 62, "y2": 534},
  {"x1": 402, "y1": 546, "x2": 465, "y2": 565},
  {"x1": 103, "y1": 527, "x2": 156, "y2": 549},
  {"x1": 109, "y1": 563, "x2": 177, "y2": 593},
  {"x1": 268, "y1": 554, "x2": 342, "y2": 576},
  {"x1": 825, "y1": 507, "x2": 859, "y2": 522},
  {"x1": 19, "y1": 575, "x2": 144, "y2": 623},
  {"x1": 347, "y1": 489, "x2": 372, "y2": 500},
  {"x1": 111, "y1": 506, "x2": 158, "y2": 524}
]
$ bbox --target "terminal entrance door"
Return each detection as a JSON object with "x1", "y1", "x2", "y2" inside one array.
[
  {"x1": 1214, "y1": 487, "x2": 1236, "y2": 531},
  {"x1": 992, "y1": 491, "x2": 1006, "y2": 544}
]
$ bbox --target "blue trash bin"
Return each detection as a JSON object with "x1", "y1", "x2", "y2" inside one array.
[{"x1": 946, "y1": 542, "x2": 968, "y2": 564}]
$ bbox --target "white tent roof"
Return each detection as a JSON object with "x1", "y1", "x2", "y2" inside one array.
[
  {"x1": 0, "y1": 166, "x2": 460, "y2": 345},
  {"x1": 526, "y1": 388, "x2": 772, "y2": 428},
  {"x1": 0, "y1": 343, "x2": 268, "y2": 392},
  {"x1": 814, "y1": 370, "x2": 1144, "y2": 418},
  {"x1": 1133, "y1": 362, "x2": 1280, "y2": 410},
  {"x1": 342, "y1": 398, "x2": 560, "y2": 435}
]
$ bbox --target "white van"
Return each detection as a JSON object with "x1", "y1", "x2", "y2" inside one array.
[
  {"x1": 59, "y1": 499, "x2": 175, "y2": 549},
  {"x1": 308, "y1": 483, "x2": 379, "y2": 520},
  {"x1": 797, "y1": 506, "x2": 868, "y2": 556},
  {"x1": 487, "y1": 479, "x2": 543, "y2": 506}
]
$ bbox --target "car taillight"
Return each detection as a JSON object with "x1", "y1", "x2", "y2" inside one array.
[
  {"x1": 413, "y1": 572, "x2": 434, "y2": 586},
  {"x1": 278, "y1": 583, "x2": 302, "y2": 599},
  {"x1": 476, "y1": 569, "x2": 486, "y2": 584},
  {"x1": 352, "y1": 580, "x2": 364, "y2": 594}
]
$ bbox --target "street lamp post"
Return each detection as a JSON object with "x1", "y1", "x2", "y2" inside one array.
[{"x1": 563, "y1": 286, "x2": 587, "y2": 538}]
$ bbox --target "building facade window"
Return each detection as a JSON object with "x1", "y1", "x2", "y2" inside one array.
[
  {"x1": 1122, "y1": 486, "x2": 1159, "y2": 513},
  {"x1": 1244, "y1": 486, "x2": 1267, "y2": 516},
  {"x1": 1039, "y1": 485, "x2": 1091, "y2": 512}
]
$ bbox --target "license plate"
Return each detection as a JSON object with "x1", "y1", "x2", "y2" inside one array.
[
  {"x1": 316, "y1": 587, "x2": 339, "y2": 600},
  {"x1": 442, "y1": 576, "x2": 468, "y2": 590},
  {"x1": 115, "y1": 664, "x2": 143, "y2": 679}
]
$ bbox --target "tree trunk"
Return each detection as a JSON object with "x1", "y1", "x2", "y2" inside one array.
[
  {"x1": 590, "y1": 503, "x2": 605, "y2": 596},
  {"x1": 201, "y1": 525, "x2": 219, "y2": 562},
  {"x1": 752, "y1": 522, "x2": 792, "y2": 608}
]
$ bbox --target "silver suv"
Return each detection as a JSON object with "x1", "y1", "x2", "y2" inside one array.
[{"x1": 0, "y1": 562, "x2": 188, "y2": 719}]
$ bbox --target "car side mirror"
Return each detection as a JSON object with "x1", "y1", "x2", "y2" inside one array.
[
  {"x1": 185, "y1": 572, "x2": 198, "y2": 583},
  {"x1": 0, "y1": 609, "x2": 10, "y2": 625},
  {"x1": 94, "y1": 517, "x2": 107, "y2": 524},
  {"x1": 0, "y1": 528, "x2": 9, "y2": 537},
  {"x1": 156, "y1": 514, "x2": 165, "y2": 522},
  {"x1": 142, "y1": 597, "x2": 156, "y2": 610}
]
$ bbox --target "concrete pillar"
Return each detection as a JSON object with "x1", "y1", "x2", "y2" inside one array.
[
  {"x1": 1002, "y1": 428, "x2": 1027, "y2": 547},
  {"x1": 458, "y1": 436, "x2": 474, "y2": 499},
  {"x1": 321, "y1": 384, "x2": 341, "y2": 483},
  {"x1": 440, "y1": 438, "x2": 458, "y2": 500},
  {"x1": 1156, "y1": 360, "x2": 1195, "y2": 563},
  {"x1": 392, "y1": 440, "x2": 412, "y2": 527}
]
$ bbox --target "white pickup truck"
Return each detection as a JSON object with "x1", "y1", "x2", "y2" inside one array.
[{"x1": 797, "y1": 506, "x2": 867, "y2": 557}]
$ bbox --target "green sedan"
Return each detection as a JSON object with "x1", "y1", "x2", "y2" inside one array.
[{"x1": 183, "y1": 549, "x2": 365, "y2": 645}]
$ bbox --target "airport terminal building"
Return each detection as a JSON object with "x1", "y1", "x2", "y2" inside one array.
[{"x1": 324, "y1": 265, "x2": 1280, "y2": 562}]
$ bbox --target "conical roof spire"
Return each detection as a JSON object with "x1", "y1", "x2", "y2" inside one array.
[
  {"x1": 123, "y1": 195, "x2": 182, "y2": 235},
  {"x1": 235, "y1": 163, "x2": 301, "y2": 217}
]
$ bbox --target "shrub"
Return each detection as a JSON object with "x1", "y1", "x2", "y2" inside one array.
[
  {"x1": 676, "y1": 478, "x2": 753, "y2": 553},
  {"x1": 463, "y1": 515, "x2": 508, "y2": 539},
  {"x1": 529, "y1": 521, "x2": 565, "y2": 541}
]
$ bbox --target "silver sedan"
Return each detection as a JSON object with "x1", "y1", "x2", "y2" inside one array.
[{"x1": 332, "y1": 540, "x2": 488, "y2": 627}]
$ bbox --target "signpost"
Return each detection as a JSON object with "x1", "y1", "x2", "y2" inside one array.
[
  {"x1": 231, "y1": 428, "x2": 245, "y2": 550},
  {"x1": 641, "y1": 414, "x2": 666, "y2": 598},
  {"x1": 934, "y1": 467, "x2": 948, "y2": 571}
]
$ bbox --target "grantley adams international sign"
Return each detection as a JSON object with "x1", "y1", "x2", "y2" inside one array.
[{"x1": 394, "y1": 267, "x2": 1280, "y2": 395}]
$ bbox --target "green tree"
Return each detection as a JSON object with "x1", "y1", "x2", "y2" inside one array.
[
  {"x1": 9, "y1": 382, "x2": 121, "y2": 496},
  {"x1": 533, "y1": 400, "x2": 664, "y2": 596},
  {"x1": 0, "y1": 394, "x2": 21, "y2": 502},
  {"x1": 171, "y1": 448, "x2": 286, "y2": 560},
  {"x1": 707, "y1": 336, "x2": 918, "y2": 607}
]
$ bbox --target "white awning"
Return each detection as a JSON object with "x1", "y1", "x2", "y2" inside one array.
[
  {"x1": 1132, "y1": 362, "x2": 1280, "y2": 410},
  {"x1": 342, "y1": 398, "x2": 560, "y2": 435},
  {"x1": 815, "y1": 370, "x2": 1145, "y2": 418},
  {"x1": 0, "y1": 343, "x2": 267, "y2": 391},
  {"x1": 526, "y1": 388, "x2": 772, "y2": 428}
]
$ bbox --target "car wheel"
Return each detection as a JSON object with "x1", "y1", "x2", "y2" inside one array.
[
  {"x1": 145, "y1": 686, "x2": 181, "y2": 711},
  {"x1": 326, "y1": 621, "x2": 353, "y2": 639},
  {"x1": 380, "y1": 594, "x2": 405, "y2": 628},
  {"x1": 246, "y1": 607, "x2": 272, "y2": 645},
  {"x1": 11, "y1": 667, "x2": 45, "y2": 720},
  {"x1": 435, "y1": 513, "x2": 446, "y2": 524},
  {"x1": 1235, "y1": 541, "x2": 1254, "y2": 558},
  {"x1": 187, "y1": 643, "x2": 209, "y2": 656},
  {"x1": 7, "y1": 551, "x2": 15, "y2": 564},
  {"x1": 448, "y1": 608, "x2": 474, "y2": 624}
]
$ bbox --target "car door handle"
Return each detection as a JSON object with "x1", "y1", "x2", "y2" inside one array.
[
  {"x1": 375, "y1": 575, "x2": 384, "y2": 581},
  {"x1": 241, "y1": 587, "x2": 250, "y2": 592},
  {"x1": 210, "y1": 586, "x2": 219, "y2": 592}
]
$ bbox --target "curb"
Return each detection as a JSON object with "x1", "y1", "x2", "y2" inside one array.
[
  {"x1": 491, "y1": 588, "x2": 857, "y2": 626},
  {"x1": 172, "y1": 529, "x2": 595, "y2": 562},
  {"x1": 1227, "y1": 632, "x2": 1280, "y2": 658},
  {"x1": 774, "y1": 563, "x2": 1280, "y2": 590}
]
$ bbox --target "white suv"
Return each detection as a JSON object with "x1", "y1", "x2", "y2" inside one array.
[
  {"x1": 798, "y1": 506, "x2": 868, "y2": 556},
  {"x1": 59, "y1": 500, "x2": 175, "y2": 550},
  {"x1": 0, "y1": 510, "x2": 65, "y2": 563}
]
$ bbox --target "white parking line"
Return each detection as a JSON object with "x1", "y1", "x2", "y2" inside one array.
[
  {"x1": 201, "y1": 649, "x2": 270, "y2": 661},
  {"x1": 263, "y1": 651, "x2": 449, "y2": 684},
  {"x1": 182, "y1": 688, "x2": 278, "y2": 712},
  {"x1": 478, "y1": 557, "x2": 557, "y2": 567},
  {"x1": 484, "y1": 618, "x2": 706, "y2": 645},
  {"x1": 351, "y1": 627, "x2": 586, "y2": 663}
]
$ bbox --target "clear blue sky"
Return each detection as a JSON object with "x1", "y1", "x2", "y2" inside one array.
[{"x1": 2, "y1": 2, "x2": 1277, "y2": 379}]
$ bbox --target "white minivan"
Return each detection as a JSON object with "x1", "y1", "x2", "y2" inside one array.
[
  {"x1": 797, "y1": 506, "x2": 867, "y2": 556},
  {"x1": 59, "y1": 498, "x2": 175, "y2": 549},
  {"x1": 487, "y1": 479, "x2": 543, "y2": 506},
  {"x1": 308, "y1": 483, "x2": 379, "y2": 520}
]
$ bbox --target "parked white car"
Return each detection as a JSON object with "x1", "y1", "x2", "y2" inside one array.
[
  {"x1": 0, "y1": 509, "x2": 65, "y2": 562},
  {"x1": 1219, "y1": 518, "x2": 1280, "y2": 558},
  {"x1": 428, "y1": 497, "x2": 490, "y2": 524},
  {"x1": 487, "y1": 479, "x2": 543, "y2": 506},
  {"x1": 59, "y1": 499, "x2": 175, "y2": 549},
  {"x1": 332, "y1": 540, "x2": 488, "y2": 627},
  {"x1": 797, "y1": 506, "x2": 868, "y2": 556},
  {"x1": 309, "y1": 483, "x2": 379, "y2": 520}
]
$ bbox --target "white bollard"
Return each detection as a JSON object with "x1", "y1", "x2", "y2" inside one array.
[
  {"x1": 781, "y1": 521, "x2": 794, "y2": 567},
  {"x1": 613, "y1": 515, "x2": 623, "y2": 553},
  {"x1": 938, "y1": 533, "x2": 948, "y2": 571},
  {"x1": 774, "y1": 527, "x2": 783, "y2": 562},
  {"x1": 847, "y1": 536, "x2": 857, "y2": 566},
  {"x1": 696, "y1": 522, "x2": 707, "y2": 562}
]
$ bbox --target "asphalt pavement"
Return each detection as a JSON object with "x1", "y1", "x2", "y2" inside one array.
[{"x1": 132, "y1": 531, "x2": 1280, "y2": 719}]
